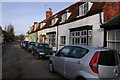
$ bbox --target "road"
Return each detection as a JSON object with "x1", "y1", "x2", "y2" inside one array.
[{"x1": 2, "y1": 42, "x2": 65, "y2": 79}]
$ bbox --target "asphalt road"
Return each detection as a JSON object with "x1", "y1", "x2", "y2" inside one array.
[{"x1": 2, "y1": 42, "x2": 65, "y2": 79}]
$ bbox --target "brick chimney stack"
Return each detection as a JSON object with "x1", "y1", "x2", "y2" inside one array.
[
  {"x1": 46, "y1": 8, "x2": 52, "y2": 20},
  {"x1": 34, "y1": 22, "x2": 38, "y2": 25}
]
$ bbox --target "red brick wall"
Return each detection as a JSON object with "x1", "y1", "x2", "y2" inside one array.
[{"x1": 103, "y1": 2, "x2": 120, "y2": 22}]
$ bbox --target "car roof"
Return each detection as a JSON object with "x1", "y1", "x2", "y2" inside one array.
[
  {"x1": 36, "y1": 43, "x2": 48, "y2": 45},
  {"x1": 66, "y1": 44, "x2": 110, "y2": 51},
  {"x1": 22, "y1": 41, "x2": 28, "y2": 42},
  {"x1": 29, "y1": 42, "x2": 35, "y2": 43}
]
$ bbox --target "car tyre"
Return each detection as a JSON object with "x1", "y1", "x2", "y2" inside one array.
[
  {"x1": 32, "y1": 51, "x2": 34, "y2": 55},
  {"x1": 76, "y1": 76, "x2": 86, "y2": 80},
  {"x1": 35, "y1": 54, "x2": 39, "y2": 59},
  {"x1": 49, "y1": 62, "x2": 54, "y2": 73},
  {"x1": 27, "y1": 49, "x2": 29, "y2": 52}
]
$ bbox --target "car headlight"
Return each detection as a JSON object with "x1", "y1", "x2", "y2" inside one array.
[{"x1": 39, "y1": 52, "x2": 45, "y2": 55}]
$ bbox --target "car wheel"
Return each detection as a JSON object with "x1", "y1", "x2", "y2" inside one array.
[
  {"x1": 32, "y1": 51, "x2": 34, "y2": 55},
  {"x1": 25, "y1": 48, "x2": 27, "y2": 51},
  {"x1": 27, "y1": 49, "x2": 29, "y2": 52},
  {"x1": 35, "y1": 54, "x2": 39, "y2": 59},
  {"x1": 76, "y1": 76, "x2": 86, "y2": 80},
  {"x1": 49, "y1": 62, "x2": 54, "y2": 73}
]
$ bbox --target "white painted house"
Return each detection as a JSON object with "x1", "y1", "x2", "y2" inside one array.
[
  {"x1": 44, "y1": 2, "x2": 105, "y2": 50},
  {"x1": 28, "y1": 1, "x2": 120, "y2": 51}
]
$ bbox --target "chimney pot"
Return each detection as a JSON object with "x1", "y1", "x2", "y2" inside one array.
[
  {"x1": 46, "y1": 8, "x2": 52, "y2": 19},
  {"x1": 34, "y1": 22, "x2": 38, "y2": 25}
]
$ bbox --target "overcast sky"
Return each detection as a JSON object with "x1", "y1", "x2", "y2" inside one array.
[{"x1": 2, "y1": 2, "x2": 74, "y2": 35}]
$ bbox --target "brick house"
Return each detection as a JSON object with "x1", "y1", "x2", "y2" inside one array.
[{"x1": 101, "y1": 2, "x2": 120, "y2": 51}]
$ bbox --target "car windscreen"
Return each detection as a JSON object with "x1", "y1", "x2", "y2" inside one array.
[
  {"x1": 37, "y1": 44, "x2": 49, "y2": 49},
  {"x1": 98, "y1": 51, "x2": 119, "y2": 66},
  {"x1": 23, "y1": 41, "x2": 28, "y2": 43},
  {"x1": 29, "y1": 42, "x2": 35, "y2": 45}
]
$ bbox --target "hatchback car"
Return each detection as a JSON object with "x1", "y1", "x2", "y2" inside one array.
[
  {"x1": 32, "y1": 42, "x2": 54, "y2": 59},
  {"x1": 20, "y1": 41, "x2": 29, "y2": 49},
  {"x1": 49, "y1": 45, "x2": 120, "y2": 80}
]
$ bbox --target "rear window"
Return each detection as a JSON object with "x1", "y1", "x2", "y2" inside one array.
[{"x1": 98, "y1": 51, "x2": 119, "y2": 66}]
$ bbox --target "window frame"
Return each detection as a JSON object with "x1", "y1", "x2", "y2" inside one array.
[
  {"x1": 55, "y1": 46, "x2": 72, "y2": 57},
  {"x1": 69, "y1": 46, "x2": 89, "y2": 59},
  {"x1": 61, "y1": 12, "x2": 67, "y2": 22},
  {"x1": 107, "y1": 30, "x2": 120, "y2": 51},
  {"x1": 46, "y1": 33, "x2": 56, "y2": 47},
  {"x1": 69, "y1": 30, "x2": 92, "y2": 45},
  {"x1": 79, "y1": 2, "x2": 89, "y2": 16},
  {"x1": 60, "y1": 36, "x2": 66, "y2": 45},
  {"x1": 51, "y1": 18, "x2": 56, "y2": 25}
]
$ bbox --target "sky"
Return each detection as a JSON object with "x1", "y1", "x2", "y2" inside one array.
[{"x1": 1, "y1": 2, "x2": 75, "y2": 35}]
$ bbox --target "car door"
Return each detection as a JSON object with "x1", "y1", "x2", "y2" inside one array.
[
  {"x1": 98, "y1": 50, "x2": 120, "y2": 78},
  {"x1": 65, "y1": 46, "x2": 89, "y2": 78},
  {"x1": 53, "y1": 46, "x2": 72, "y2": 76},
  {"x1": 32, "y1": 43, "x2": 37, "y2": 53}
]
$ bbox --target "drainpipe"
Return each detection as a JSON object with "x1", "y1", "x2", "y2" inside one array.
[
  {"x1": 99, "y1": 12, "x2": 106, "y2": 47},
  {"x1": 99, "y1": 12, "x2": 103, "y2": 26},
  {"x1": 56, "y1": 25, "x2": 59, "y2": 51}
]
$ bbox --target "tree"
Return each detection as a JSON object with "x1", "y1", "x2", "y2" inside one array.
[
  {"x1": 5, "y1": 23, "x2": 15, "y2": 42},
  {"x1": 15, "y1": 34, "x2": 25, "y2": 41}
]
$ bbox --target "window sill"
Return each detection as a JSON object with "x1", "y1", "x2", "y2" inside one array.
[
  {"x1": 77, "y1": 13, "x2": 87, "y2": 18},
  {"x1": 59, "y1": 44, "x2": 65, "y2": 46},
  {"x1": 60, "y1": 21, "x2": 65, "y2": 24}
]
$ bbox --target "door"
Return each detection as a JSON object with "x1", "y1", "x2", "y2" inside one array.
[
  {"x1": 53, "y1": 46, "x2": 72, "y2": 76},
  {"x1": 98, "y1": 51, "x2": 120, "y2": 78},
  {"x1": 65, "y1": 46, "x2": 89, "y2": 78}
]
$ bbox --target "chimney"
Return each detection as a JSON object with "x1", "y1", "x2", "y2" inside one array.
[
  {"x1": 46, "y1": 8, "x2": 52, "y2": 20},
  {"x1": 34, "y1": 22, "x2": 38, "y2": 25}
]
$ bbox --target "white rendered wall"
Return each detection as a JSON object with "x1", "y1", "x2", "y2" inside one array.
[
  {"x1": 38, "y1": 27, "x2": 57, "y2": 51},
  {"x1": 58, "y1": 13, "x2": 104, "y2": 50}
]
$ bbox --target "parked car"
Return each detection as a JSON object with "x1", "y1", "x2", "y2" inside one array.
[
  {"x1": 20, "y1": 41, "x2": 29, "y2": 49},
  {"x1": 32, "y1": 42, "x2": 54, "y2": 59},
  {"x1": 49, "y1": 45, "x2": 120, "y2": 80},
  {"x1": 26, "y1": 42, "x2": 35, "y2": 52}
]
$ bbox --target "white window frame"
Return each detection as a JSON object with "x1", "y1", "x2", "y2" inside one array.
[
  {"x1": 61, "y1": 12, "x2": 71, "y2": 22},
  {"x1": 62, "y1": 13, "x2": 67, "y2": 22},
  {"x1": 40, "y1": 23, "x2": 46, "y2": 29},
  {"x1": 79, "y1": 2, "x2": 88, "y2": 16},
  {"x1": 34, "y1": 23, "x2": 39, "y2": 31},
  {"x1": 60, "y1": 36, "x2": 66, "y2": 45},
  {"x1": 107, "y1": 30, "x2": 120, "y2": 51},
  {"x1": 51, "y1": 18, "x2": 58, "y2": 26},
  {"x1": 51, "y1": 18, "x2": 56, "y2": 25},
  {"x1": 70, "y1": 30, "x2": 92, "y2": 45},
  {"x1": 47, "y1": 33, "x2": 56, "y2": 47}
]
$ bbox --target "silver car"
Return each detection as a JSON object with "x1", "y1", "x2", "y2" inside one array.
[{"x1": 49, "y1": 45, "x2": 120, "y2": 80}]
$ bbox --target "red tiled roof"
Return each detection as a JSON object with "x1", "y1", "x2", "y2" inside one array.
[
  {"x1": 87, "y1": 2, "x2": 106, "y2": 16},
  {"x1": 40, "y1": 2, "x2": 106, "y2": 30},
  {"x1": 32, "y1": 2, "x2": 107, "y2": 32},
  {"x1": 30, "y1": 25, "x2": 35, "y2": 33}
]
